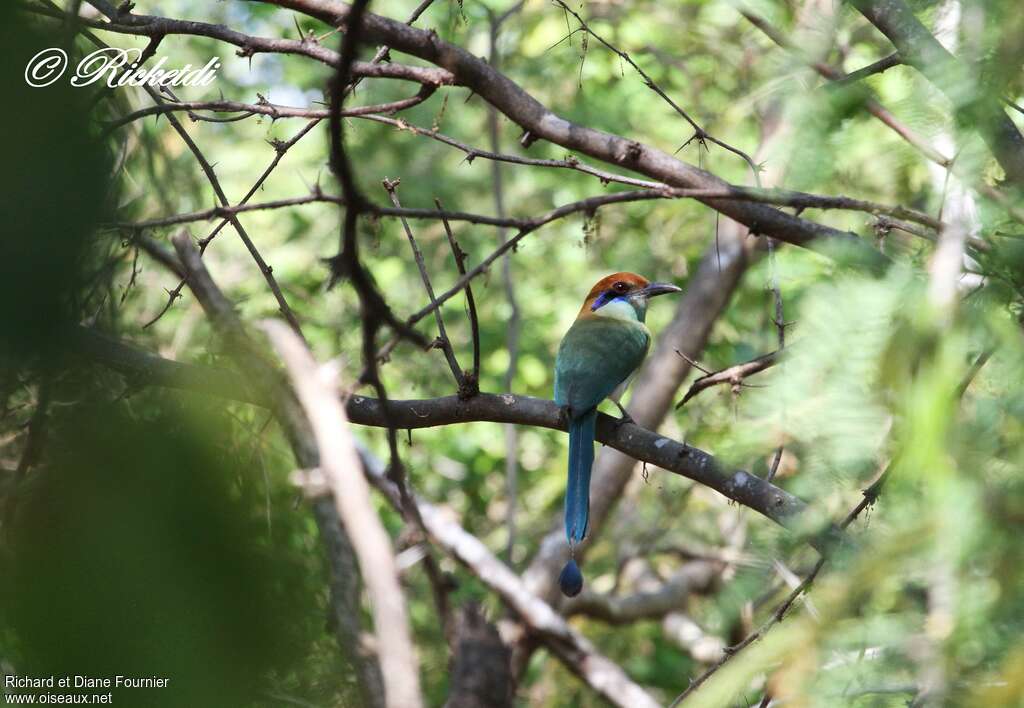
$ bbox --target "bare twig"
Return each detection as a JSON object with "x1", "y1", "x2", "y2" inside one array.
[
  {"x1": 382, "y1": 178, "x2": 466, "y2": 389},
  {"x1": 358, "y1": 114, "x2": 664, "y2": 189},
  {"x1": 101, "y1": 85, "x2": 437, "y2": 134},
  {"x1": 551, "y1": 0, "x2": 762, "y2": 185},
  {"x1": 112, "y1": 190, "x2": 645, "y2": 230},
  {"x1": 27, "y1": 1, "x2": 454, "y2": 84},
  {"x1": 676, "y1": 350, "x2": 780, "y2": 408},
  {"x1": 830, "y1": 52, "x2": 902, "y2": 87},
  {"x1": 114, "y1": 183, "x2": 946, "y2": 239},
  {"x1": 435, "y1": 199, "x2": 480, "y2": 396}
]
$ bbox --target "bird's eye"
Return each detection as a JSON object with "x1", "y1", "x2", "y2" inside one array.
[{"x1": 613, "y1": 281, "x2": 628, "y2": 293}]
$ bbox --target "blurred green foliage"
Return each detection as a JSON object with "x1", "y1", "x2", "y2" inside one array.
[
  {"x1": 5, "y1": 400, "x2": 330, "y2": 707},
  {"x1": 0, "y1": 3, "x2": 110, "y2": 370},
  {"x1": 1, "y1": 0, "x2": 1024, "y2": 706}
]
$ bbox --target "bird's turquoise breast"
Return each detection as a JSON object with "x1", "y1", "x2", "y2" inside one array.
[{"x1": 554, "y1": 317, "x2": 650, "y2": 415}]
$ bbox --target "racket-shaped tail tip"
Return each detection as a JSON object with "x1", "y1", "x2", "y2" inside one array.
[{"x1": 559, "y1": 559, "x2": 584, "y2": 597}]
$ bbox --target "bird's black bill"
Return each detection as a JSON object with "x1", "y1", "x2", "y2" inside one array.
[{"x1": 641, "y1": 282, "x2": 683, "y2": 298}]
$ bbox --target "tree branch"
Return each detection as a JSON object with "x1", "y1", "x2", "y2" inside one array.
[
  {"x1": 676, "y1": 350, "x2": 780, "y2": 408},
  {"x1": 359, "y1": 114, "x2": 664, "y2": 190},
  {"x1": 358, "y1": 452, "x2": 661, "y2": 708},
  {"x1": 551, "y1": 0, "x2": 763, "y2": 185},
  {"x1": 107, "y1": 0, "x2": 886, "y2": 266},
  {"x1": 112, "y1": 184, "x2": 938, "y2": 234},
  {"x1": 164, "y1": 232, "x2": 386, "y2": 706},
  {"x1": 830, "y1": 52, "x2": 902, "y2": 87},
  {"x1": 45, "y1": 1, "x2": 453, "y2": 84},
  {"x1": 263, "y1": 320, "x2": 422, "y2": 708},
  {"x1": 382, "y1": 178, "x2": 466, "y2": 390},
  {"x1": 101, "y1": 84, "x2": 437, "y2": 134},
  {"x1": 150, "y1": 97, "x2": 307, "y2": 339},
  {"x1": 563, "y1": 562, "x2": 718, "y2": 624},
  {"x1": 435, "y1": 199, "x2": 480, "y2": 397},
  {"x1": 73, "y1": 326, "x2": 824, "y2": 538}
]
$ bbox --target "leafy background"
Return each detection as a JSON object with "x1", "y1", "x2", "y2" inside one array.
[{"x1": 2, "y1": 0, "x2": 1024, "y2": 706}]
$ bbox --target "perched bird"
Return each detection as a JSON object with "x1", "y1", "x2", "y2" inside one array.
[{"x1": 554, "y1": 272, "x2": 682, "y2": 596}]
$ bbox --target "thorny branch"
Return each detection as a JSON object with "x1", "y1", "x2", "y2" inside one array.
[
  {"x1": 357, "y1": 114, "x2": 664, "y2": 189},
  {"x1": 80, "y1": 0, "x2": 887, "y2": 264},
  {"x1": 100, "y1": 84, "x2": 438, "y2": 134},
  {"x1": 148, "y1": 96, "x2": 308, "y2": 339},
  {"x1": 676, "y1": 350, "x2": 780, "y2": 409},
  {"x1": 382, "y1": 178, "x2": 467, "y2": 391},
  {"x1": 435, "y1": 199, "x2": 480, "y2": 396},
  {"x1": 56, "y1": 13, "x2": 307, "y2": 338},
  {"x1": 551, "y1": 0, "x2": 763, "y2": 186},
  {"x1": 112, "y1": 183, "x2": 947, "y2": 241},
  {"x1": 24, "y1": 0, "x2": 454, "y2": 84}
]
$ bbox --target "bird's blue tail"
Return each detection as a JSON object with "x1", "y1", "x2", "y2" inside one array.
[{"x1": 565, "y1": 408, "x2": 597, "y2": 546}]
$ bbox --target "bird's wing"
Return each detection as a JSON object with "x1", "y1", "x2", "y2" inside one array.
[{"x1": 554, "y1": 317, "x2": 650, "y2": 414}]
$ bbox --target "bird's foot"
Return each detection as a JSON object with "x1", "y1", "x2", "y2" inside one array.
[
  {"x1": 558, "y1": 404, "x2": 572, "y2": 427},
  {"x1": 613, "y1": 401, "x2": 634, "y2": 427}
]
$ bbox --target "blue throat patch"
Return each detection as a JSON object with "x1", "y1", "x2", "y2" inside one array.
[{"x1": 591, "y1": 291, "x2": 626, "y2": 311}]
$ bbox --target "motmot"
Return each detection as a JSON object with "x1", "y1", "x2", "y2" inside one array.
[{"x1": 554, "y1": 272, "x2": 682, "y2": 596}]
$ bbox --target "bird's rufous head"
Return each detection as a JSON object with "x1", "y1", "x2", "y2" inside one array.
[{"x1": 580, "y1": 272, "x2": 682, "y2": 318}]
